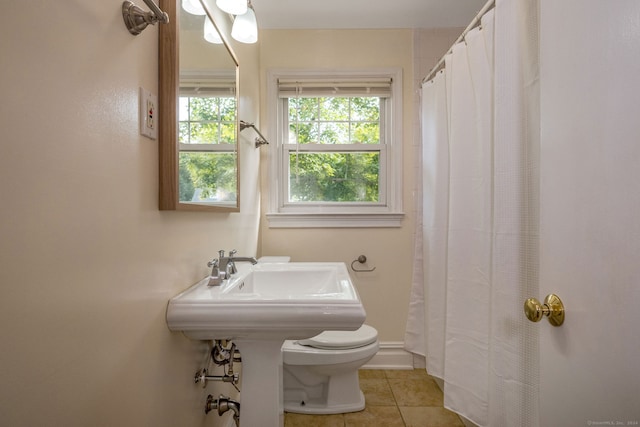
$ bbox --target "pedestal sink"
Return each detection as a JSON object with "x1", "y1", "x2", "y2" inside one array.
[{"x1": 166, "y1": 262, "x2": 366, "y2": 427}]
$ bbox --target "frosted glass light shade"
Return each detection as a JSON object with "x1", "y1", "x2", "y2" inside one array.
[
  {"x1": 204, "y1": 18, "x2": 223, "y2": 44},
  {"x1": 182, "y1": 0, "x2": 206, "y2": 15},
  {"x1": 216, "y1": 0, "x2": 247, "y2": 15},
  {"x1": 231, "y1": 7, "x2": 257, "y2": 44}
]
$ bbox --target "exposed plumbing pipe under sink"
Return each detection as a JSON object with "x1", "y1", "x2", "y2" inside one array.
[{"x1": 206, "y1": 394, "x2": 240, "y2": 427}]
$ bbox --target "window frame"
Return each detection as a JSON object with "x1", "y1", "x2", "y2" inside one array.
[{"x1": 266, "y1": 68, "x2": 404, "y2": 228}]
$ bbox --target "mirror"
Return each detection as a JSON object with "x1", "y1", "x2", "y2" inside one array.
[{"x1": 159, "y1": 0, "x2": 240, "y2": 211}]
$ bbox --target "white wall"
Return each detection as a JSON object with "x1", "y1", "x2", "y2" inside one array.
[{"x1": 0, "y1": 1, "x2": 258, "y2": 426}]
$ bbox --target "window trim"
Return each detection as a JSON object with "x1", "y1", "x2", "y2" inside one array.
[{"x1": 265, "y1": 68, "x2": 404, "y2": 228}]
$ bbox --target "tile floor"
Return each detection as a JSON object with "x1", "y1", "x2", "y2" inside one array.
[{"x1": 284, "y1": 369, "x2": 465, "y2": 427}]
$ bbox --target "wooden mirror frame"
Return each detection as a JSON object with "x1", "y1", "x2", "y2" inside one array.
[{"x1": 158, "y1": 0, "x2": 240, "y2": 211}]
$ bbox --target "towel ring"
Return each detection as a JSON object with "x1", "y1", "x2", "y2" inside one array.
[{"x1": 351, "y1": 255, "x2": 376, "y2": 272}]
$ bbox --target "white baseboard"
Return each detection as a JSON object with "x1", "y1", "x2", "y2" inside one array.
[{"x1": 362, "y1": 341, "x2": 414, "y2": 370}]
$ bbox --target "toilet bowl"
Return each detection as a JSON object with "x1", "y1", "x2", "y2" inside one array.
[{"x1": 282, "y1": 324, "x2": 379, "y2": 414}]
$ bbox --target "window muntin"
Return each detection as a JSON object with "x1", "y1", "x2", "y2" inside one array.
[
  {"x1": 288, "y1": 97, "x2": 380, "y2": 145},
  {"x1": 179, "y1": 96, "x2": 236, "y2": 145}
]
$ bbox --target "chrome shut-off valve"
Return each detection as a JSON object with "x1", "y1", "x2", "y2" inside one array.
[{"x1": 194, "y1": 368, "x2": 239, "y2": 388}]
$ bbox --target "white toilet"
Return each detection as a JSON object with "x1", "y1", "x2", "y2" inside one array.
[{"x1": 282, "y1": 324, "x2": 379, "y2": 414}]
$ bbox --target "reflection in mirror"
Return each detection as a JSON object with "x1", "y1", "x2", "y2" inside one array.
[
  {"x1": 158, "y1": 0, "x2": 239, "y2": 211},
  {"x1": 179, "y1": 9, "x2": 238, "y2": 206}
]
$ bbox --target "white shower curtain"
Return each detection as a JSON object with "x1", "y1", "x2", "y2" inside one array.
[{"x1": 408, "y1": 0, "x2": 541, "y2": 425}]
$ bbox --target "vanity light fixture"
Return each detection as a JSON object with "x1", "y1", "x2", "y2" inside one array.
[
  {"x1": 181, "y1": 0, "x2": 222, "y2": 45},
  {"x1": 216, "y1": 0, "x2": 247, "y2": 15},
  {"x1": 231, "y1": 2, "x2": 258, "y2": 44},
  {"x1": 204, "y1": 17, "x2": 224, "y2": 44},
  {"x1": 122, "y1": 0, "x2": 169, "y2": 35},
  {"x1": 182, "y1": 0, "x2": 206, "y2": 15}
]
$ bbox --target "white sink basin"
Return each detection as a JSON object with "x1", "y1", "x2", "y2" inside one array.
[{"x1": 166, "y1": 262, "x2": 366, "y2": 340}]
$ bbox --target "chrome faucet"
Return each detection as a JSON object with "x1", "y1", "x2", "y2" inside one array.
[{"x1": 207, "y1": 249, "x2": 258, "y2": 286}]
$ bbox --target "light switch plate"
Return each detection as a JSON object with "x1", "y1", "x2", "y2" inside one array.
[{"x1": 139, "y1": 87, "x2": 158, "y2": 140}]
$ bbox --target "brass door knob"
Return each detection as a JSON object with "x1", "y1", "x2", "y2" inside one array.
[{"x1": 524, "y1": 294, "x2": 565, "y2": 326}]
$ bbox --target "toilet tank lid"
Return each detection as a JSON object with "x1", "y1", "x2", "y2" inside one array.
[{"x1": 297, "y1": 324, "x2": 378, "y2": 349}]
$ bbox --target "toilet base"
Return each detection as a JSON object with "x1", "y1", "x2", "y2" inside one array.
[
  {"x1": 283, "y1": 368, "x2": 366, "y2": 415},
  {"x1": 284, "y1": 390, "x2": 365, "y2": 415}
]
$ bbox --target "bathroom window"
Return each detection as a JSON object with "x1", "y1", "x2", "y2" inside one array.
[
  {"x1": 266, "y1": 69, "x2": 404, "y2": 228},
  {"x1": 178, "y1": 77, "x2": 237, "y2": 204}
]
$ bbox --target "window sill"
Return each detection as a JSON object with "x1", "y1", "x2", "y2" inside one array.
[{"x1": 265, "y1": 212, "x2": 405, "y2": 228}]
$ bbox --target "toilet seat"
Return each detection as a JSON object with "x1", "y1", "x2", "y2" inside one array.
[{"x1": 296, "y1": 324, "x2": 378, "y2": 350}]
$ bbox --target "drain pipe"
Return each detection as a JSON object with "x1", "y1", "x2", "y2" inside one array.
[{"x1": 206, "y1": 394, "x2": 240, "y2": 427}]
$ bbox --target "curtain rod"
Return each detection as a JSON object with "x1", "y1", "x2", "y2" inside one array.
[{"x1": 421, "y1": 0, "x2": 496, "y2": 84}]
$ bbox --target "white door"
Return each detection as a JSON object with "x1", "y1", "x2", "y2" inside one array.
[{"x1": 539, "y1": 1, "x2": 640, "y2": 425}]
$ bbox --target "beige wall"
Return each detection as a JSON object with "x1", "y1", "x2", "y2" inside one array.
[
  {"x1": 0, "y1": 1, "x2": 258, "y2": 426},
  {"x1": 258, "y1": 29, "x2": 444, "y2": 343},
  {"x1": 0, "y1": 2, "x2": 459, "y2": 424}
]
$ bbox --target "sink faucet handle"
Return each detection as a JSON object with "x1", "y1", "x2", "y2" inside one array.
[
  {"x1": 226, "y1": 250, "x2": 238, "y2": 275},
  {"x1": 207, "y1": 258, "x2": 223, "y2": 286}
]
